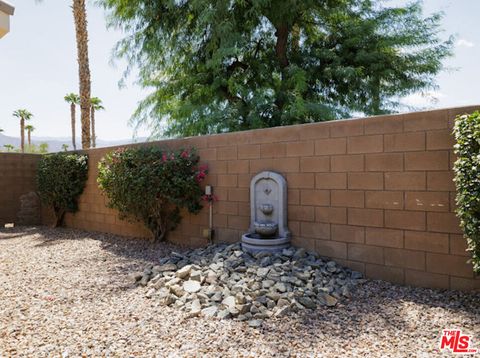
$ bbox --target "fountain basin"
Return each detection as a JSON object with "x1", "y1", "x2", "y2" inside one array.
[
  {"x1": 241, "y1": 233, "x2": 291, "y2": 253},
  {"x1": 259, "y1": 203, "x2": 274, "y2": 215},
  {"x1": 254, "y1": 221, "x2": 278, "y2": 236}
]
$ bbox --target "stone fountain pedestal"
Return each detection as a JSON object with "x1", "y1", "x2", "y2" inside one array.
[{"x1": 241, "y1": 171, "x2": 291, "y2": 253}]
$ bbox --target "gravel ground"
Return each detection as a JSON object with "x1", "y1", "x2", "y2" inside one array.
[{"x1": 1, "y1": 227, "x2": 479, "y2": 357}]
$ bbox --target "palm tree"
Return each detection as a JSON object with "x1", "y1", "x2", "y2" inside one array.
[
  {"x1": 90, "y1": 97, "x2": 104, "y2": 148},
  {"x1": 73, "y1": 0, "x2": 91, "y2": 149},
  {"x1": 37, "y1": 0, "x2": 91, "y2": 149},
  {"x1": 64, "y1": 93, "x2": 79, "y2": 150},
  {"x1": 3, "y1": 144, "x2": 14, "y2": 152},
  {"x1": 62, "y1": 144, "x2": 69, "y2": 151},
  {"x1": 39, "y1": 143, "x2": 49, "y2": 154},
  {"x1": 25, "y1": 125, "x2": 35, "y2": 149},
  {"x1": 12, "y1": 109, "x2": 33, "y2": 153}
]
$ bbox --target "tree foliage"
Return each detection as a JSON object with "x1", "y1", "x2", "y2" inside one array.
[
  {"x1": 100, "y1": 0, "x2": 452, "y2": 137},
  {"x1": 37, "y1": 153, "x2": 89, "y2": 227},
  {"x1": 90, "y1": 97, "x2": 105, "y2": 148},
  {"x1": 453, "y1": 111, "x2": 480, "y2": 274},
  {"x1": 65, "y1": 93, "x2": 80, "y2": 150},
  {"x1": 12, "y1": 109, "x2": 33, "y2": 153},
  {"x1": 97, "y1": 146, "x2": 206, "y2": 241}
]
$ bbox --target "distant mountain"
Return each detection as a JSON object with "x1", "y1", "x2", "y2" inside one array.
[{"x1": 0, "y1": 133, "x2": 147, "y2": 153}]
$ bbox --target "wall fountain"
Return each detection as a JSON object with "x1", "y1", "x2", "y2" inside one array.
[{"x1": 241, "y1": 171, "x2": 291, "y2": 253}]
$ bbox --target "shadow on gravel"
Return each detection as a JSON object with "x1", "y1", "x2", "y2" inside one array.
[
  {"x1": 258, "y1": 281, "x2": 480, "y2": 348},
  {"x1": 0, "y1": 226, "x2": 40, "y2": 240},
  {"x1": 5, "y1": 226, "x2": 480, "y2": 326},
  {"x1": 13, "y1": 226, "x2": 182, "y2": 278},
  {"x1": 291, "y1": 281, "x2": 479, "y2": 339}
]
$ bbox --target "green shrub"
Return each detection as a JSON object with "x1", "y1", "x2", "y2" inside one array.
[
  {"x1": 97, "y1": 146, "x2": 206, "y2": 241},
  {"x1": 453, "y1": 111, "x2": 480, "y2": 273},
  {"x1": 37, "y1": 153, "x2": 89, "y2": 227}
]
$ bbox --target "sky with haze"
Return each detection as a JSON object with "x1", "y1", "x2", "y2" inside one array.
[{"x1": 0, "y1": 0, "x2": 478, "y2": 140}]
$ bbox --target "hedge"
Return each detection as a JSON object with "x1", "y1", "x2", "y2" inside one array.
[{"x1": 453, "y1": 111, "x2": 480, "y2": 273}]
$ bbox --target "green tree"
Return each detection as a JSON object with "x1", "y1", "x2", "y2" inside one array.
[
  {"x1": 98, "y1": 147, "x2": 205, "y2": 241},
  {"x1": 37, "y1": 153, "x2": 88, "y2": 227},
  {"x1": 62, "y1": 144, "x2": 69, "y2": 151},
  {"x1": 12, "y1": 109, "x2": 33, "y2": 153},
  {"x1": 25, "y1": 124, "x2": 35, "y2": 148},
  {"x1": 453, "y1": 111, "x2": 480, "y2": 273},
  {"x1": 100, "y1": 0, "x2": 453, "y2": 137},
  {"x1": 90, "y1": 97, "x2": 105, "y2": 148},
  {"x1": 3, "y1": 144, "x2": 14, "y2": 152},
  {"x1": 38, "y1": 0, "x2": 91, "y2": 149},
  {"x1": 64, "y1": 93, "x2": 79, "y2": 150},
  {"x1": 39, "y1": 143, "x2": 49, "y2": 154},
  {"x1": 72, "y1": 0, "x2": 92, "y2": 149}
]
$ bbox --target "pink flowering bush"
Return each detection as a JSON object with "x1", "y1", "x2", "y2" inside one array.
[{"x1": 98, "y1": 146, "x2": 207, "y2": 241}]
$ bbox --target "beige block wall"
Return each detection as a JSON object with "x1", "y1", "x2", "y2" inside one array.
[
  {"x1": 2, "y1": 106, "x2": 480, "y2": 290},
  {"x1": 0, "y1": 153, "x2": 41, "y2": 225}
]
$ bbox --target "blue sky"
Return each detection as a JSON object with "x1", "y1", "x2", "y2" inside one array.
[{"x1": 0, "y1": 0, "x2": 478, "y2": 140}]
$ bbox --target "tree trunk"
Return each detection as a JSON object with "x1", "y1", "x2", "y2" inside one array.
[
  {"x1": 71, "y1": 103, "x2": 77, "y2": 150},
  {"x1": 372, "y1": 77, "x2": 381, "y2": 114},
  {"x1": 53, "y1": 207, "x2": 66, "y2": 228},
  {"x1": 273, "y1": 23, "x2": 290, "y2": 120},
  {"x1": 91, "y1": 106, "x2": 96, "y2": 148},
  {"x1": 73, "y1": 0, "x2": 91, "y2": 150},
  {"x1": 28, "y1": 130, "x2": 31, "y2": 147},
  {"x1": 275, "y1": 24, "x2": 289, "y2": 69},
  {"x1": 20, "y1": 117, "x2": 25, "y2": 153}
]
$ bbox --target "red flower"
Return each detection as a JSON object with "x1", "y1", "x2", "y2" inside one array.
[
  {"x1": 196, "y1": 171, "x2": 206, "y2": 182},
  {"x1": 181, "y1": 150, "x2": 189, "y2": 158}
]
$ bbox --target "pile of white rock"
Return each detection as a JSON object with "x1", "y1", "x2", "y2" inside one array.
[{"x1": 132, "y1": 243, "x2": 364, "y2": 327}]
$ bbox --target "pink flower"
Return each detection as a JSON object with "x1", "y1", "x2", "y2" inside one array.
[
  {"x1": 181, "y1": 150, "x2": 189, "y2": 158},
  {"x1": 162, "y1": 154, "x2": 168, "y2": 162},
  {"x1": 196, "y1": 172, "x2": 206, "y2": 182}
]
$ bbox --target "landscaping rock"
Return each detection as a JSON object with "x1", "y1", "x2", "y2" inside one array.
[
  {"x1": 176, "y1": 265, "x2": 192, "y2": 279},
  {"x1": 156, "y1": 263, "x2": 177, "y2": 272},
  {"x1": 183, "y1": 280, "x2": 201, "y2": 293},
  {"x1": 201, "y1": 306, "x2": 218, "y2": 318},
  {"x1": 318, "y1": 293, "x2": 338, "y2": 307},
  {"x1": 142, "y1": 243, "x2": 363, "y2": 322},
  {"x1": 248, "y1": 319, "x2": 263, "y2": 328}
]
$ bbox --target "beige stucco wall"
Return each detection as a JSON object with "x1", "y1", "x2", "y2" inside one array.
[
  {"x1": 2, "y1": 106, "x2": 479, "y2": 291},
  {"x1": 0, "y1": 11, "x2": 10, "y2": 38}
]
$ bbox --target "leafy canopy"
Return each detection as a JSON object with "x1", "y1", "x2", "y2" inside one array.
[
  {"x1": 453, "y1": 111, "x2": 480, "y2": 274},
  {"x1": 100, "y1": 0, "x2": 452, "y2": 137},
  {"x1": 64, "y1": 93, "x2": 80, "y2": 105},
  {"x1": 12, "y1": 109, "x2": 33, "y2": 121},
  {"x1": 97, "y1": 146, "x2": 207, "y2": 241},
  {"x1": 37, "y1": 153, "x2": 89, "y2": 227},
  {"x1": 90, "y1": 97, "x2": 105, "y2": 110}
]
